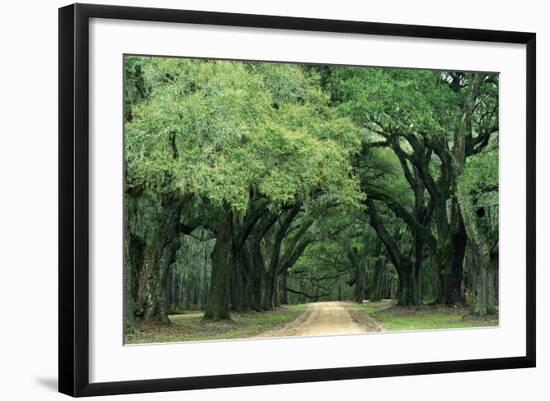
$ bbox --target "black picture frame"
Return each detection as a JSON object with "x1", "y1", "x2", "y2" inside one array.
[{"x1": 59, "y1": 3, "x2": 536, "y2": 397}]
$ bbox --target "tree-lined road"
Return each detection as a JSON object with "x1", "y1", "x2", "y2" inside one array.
[
  {"x1": 261, "y1": 301, "x2": 381, "y2": 338},
  {"x1": 124, "y1": 57, "x2": 500, "y2": 343}
]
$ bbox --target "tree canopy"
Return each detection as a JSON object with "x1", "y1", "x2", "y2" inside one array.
[{"x1": 124, "y1": 56, "x2": 499, "y2": 330}]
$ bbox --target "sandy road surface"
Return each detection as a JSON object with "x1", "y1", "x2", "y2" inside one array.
[{"x1": 260, "y1": 301, "x2": 381, "y2": 338}]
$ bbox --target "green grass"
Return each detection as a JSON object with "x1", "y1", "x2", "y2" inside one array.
[
  {"x1": 356, "y1": 300, "x2": 499, "y2": 332},
  {"x1": 125, "y1": 304, "x2": 306, "y2": 344}
]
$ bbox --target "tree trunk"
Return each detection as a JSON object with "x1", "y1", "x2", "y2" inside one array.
[
  {"x1": 156, "y1": 238, "x2": 180, "y2": 323},
  {"x1": 204, "y1": 212, "x2": 234, "y2": 320},
  {"x1": 242, "y1": 211, "x2": 278, "y2": 311},
  {"x1": 247, "y1": 242, "x2": 264, "y2": 311},
  {"x1": 413, "y1": 236, "x2": 424, "y2": 303},
  {"x1": 230, "y1": 247, "x2": 248, "y2": 312},
  {"x1": 454, "y1": 73, "x2": 497, "y2": 315},
  {"x1": 432, "y1": 203, "x2": 453, "y2": 304},
  {"x1": 469, "y1": 244, "x2": 497, "y2": 315},
  {"x1": 261, "y1": 271, "x2": 276, "y2": 310},
  {"x1": 367, "y1": 199, "x2": 420, "y2": 306},
  {"x1": 457, "y1": 180, "x2": 497, "y2": 315},
  {"x1": 396, "y1": 261, "x2": 419, "y2": 306},
  {"x1": 136, "y1": 199, "x2": 182, "y2": 322},
  {"x1": 354, "y1": 264, "x2": 366, "y2": 303},
  {"x1": 369, "y1": 258, "x2": 385, "y2": 302},
  {"x1": 279, "y1": 273, "x2": 289, "y2": 304},
  {"x1": 123, "y1": 225, "x2": 136, "y2": 335},
  {"x1": 447, "y1": 215, "x2": 467, "y2": 304},
  {"x1": 264, "y1": 202, "x2": 304, "y2": 309},
  {"x1": 348, "y1": 248, "x2": 365, "y2": 303},
  {"x1": 137, "y1": 243, "x2": 163, "y2": 320}
]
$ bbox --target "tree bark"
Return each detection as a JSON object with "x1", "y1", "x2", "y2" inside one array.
[
  {"x1": 457, "y1": 178, "x2": 497, "y2": 315},
  {"x1": 123, "y1": 221, "x2": 136, "y2": 335},
  {"x1": 204, "y1": 211, "x2": 234, "y2": 320},
  {"x1": 447, "y1": 215, "x2": 467, "y2": 304},
  {"x1": 368, "y1": 257, "x2": 386, "y2": 302},
  {"x1": 446, "y1": 73, "x2": 485, "y2": 306},
  {"x1": 396, "y1": 261, "x2": 417, "y2": 306},
  {"x1": 230, "y1": 245, "x2": 249, "y2": 312},
  {"x1": 263, "y1": 203, "x2": 303, "y2": 309},
  {"x1": 367, "y1": 199, "x2": 420, "y2": 306},
  {"x1": 279, "y1": 273, "x2": 289, "y2": 304},
  {"x1": 347, "y1": 248, "x2": 365, "y2": 303},
  {"x1": 455, "y1": 73, "x2": 497, "y2": 315}
]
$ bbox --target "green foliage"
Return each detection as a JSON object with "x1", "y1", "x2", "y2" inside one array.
[
  {"x1": 324, "y1": 67, "x2": 461, "y2": 138},
  {"x1": 362, "y1": 147, "x2": 412, "y2": 205},
  {"x1": 459, "y1": 148, "x2": 499, "y2": 238},
  {"x1": 249, "y1": 62, "x2": 311, "y2": 107},
  {"x1": 124, "y1": 55, "x2": 501, "y2": 330},
  {"x1": 460, "y1": 148, "x2": 498, "y2": 205},
  {"x1": 124, "y1": 56, "x2": 151, "y2": 120},
  {"x1": 126, "y1": 58, "x2": 363, "y2": 213}
]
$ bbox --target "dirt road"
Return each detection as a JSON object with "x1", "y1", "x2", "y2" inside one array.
[{"x1": 260, "y1": 301, "x2": 382, "y2": 338}]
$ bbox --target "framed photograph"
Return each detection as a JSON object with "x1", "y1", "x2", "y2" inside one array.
[{"x1": 58, "y1": 3, "x2": 536, "y2": 397}]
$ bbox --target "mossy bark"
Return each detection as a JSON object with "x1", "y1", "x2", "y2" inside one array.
[
  {"x1": 368, "y1": 258, "x2": 386, "y2": 302},
  {"x1": 204, "y1": 212, "x2": 234, "y2": 320},
  {"x1": 448, "y1": 216, "x2": 467, "y2": 304},
  {"x1": 279, "y1": 273, "x2": 289, "y2": 305},
  {"x1": 396, "y1": 261, "x2": 420, "y2": 306},
  {"x1": 457, "y1": 179, "x2": 497, "y2": 315},
  {"x1": 367, "y1": 199, "x2": 421, "y2": 306},
  {"x1": 123, "y1": 219, "x2": 136, "y2": 336},
  {"x1": 136, "y1": 199, "x2": 183, "y2": 322}
]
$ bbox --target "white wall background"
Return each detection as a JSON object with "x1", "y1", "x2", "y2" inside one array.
[{"x1": 0, "y1": 0, "x2": 546, "y2": 399}]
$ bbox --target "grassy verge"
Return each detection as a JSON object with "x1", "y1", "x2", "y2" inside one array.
[
  {"x1": 355, "y1": 300, "x2": 498, "y2": 332},
  {"x1": 125, "y1": 304, "x2": 306, "y2": 344}
]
